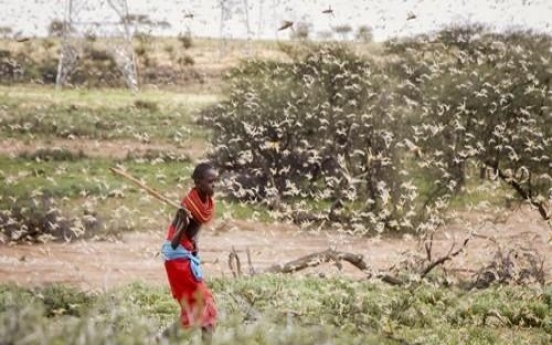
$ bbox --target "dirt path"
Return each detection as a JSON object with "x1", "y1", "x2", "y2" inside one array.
[
  {"x1": 1, "y1": 210, "x2": 550, "y2": 292},
  {"x1": 0, "y1": 138, "x2": 207, "y2": 161}
]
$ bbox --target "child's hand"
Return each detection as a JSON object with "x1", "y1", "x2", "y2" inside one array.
[
  {"x1": 173, "y1": 207, "x2": 189, "y2": 232},
  {"x1": 191, "y1": 237, "x2": 198, "y2": 256}
]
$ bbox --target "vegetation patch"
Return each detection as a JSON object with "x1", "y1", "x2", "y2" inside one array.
[
  {"x1": 205, "y1": 28, "x2": 551, "y2": 235},
  {"x1": 18, "y1": 147, "x2": 87, "y2": 162},
  {"x1": 0, "y1": 86, "x2": 215, "y2": 143},
  {"x1": 0, "y1": 278, "x2": 551, "y2": 344}
]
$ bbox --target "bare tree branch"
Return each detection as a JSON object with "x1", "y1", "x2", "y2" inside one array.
[
  {"x1": 420, "y1": 237, "x2": 470, "y2": 279},
  {"x1": 264, "y1": 249, "x2": 369, "y2": 274},
  {"x1": 485, "y1": 161, "x2": 550, "y2": 221}
]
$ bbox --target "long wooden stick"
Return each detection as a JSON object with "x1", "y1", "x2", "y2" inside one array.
[{"x1": 109, "y1": 167, "x2": 182, "y2": 209}]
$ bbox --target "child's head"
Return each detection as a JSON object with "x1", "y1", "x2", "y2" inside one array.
[{"x1": 192, "y1": 162, "x2": 218, "y2": 197}]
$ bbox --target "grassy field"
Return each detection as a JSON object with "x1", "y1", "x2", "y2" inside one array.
[
  {"x1": 0, "y1": 83, "x2": 277, "y2": 241},
  {"x1": 0, "y1": 85, "x2": 216, "y2": 142},
  {"x1": 1, "y1": 277, "x2": 551, "y2": 345}
]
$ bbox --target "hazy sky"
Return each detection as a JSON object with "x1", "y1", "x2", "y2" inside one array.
[{"x1": 0, "y1": 0, "x2": 551, "y2": 41}]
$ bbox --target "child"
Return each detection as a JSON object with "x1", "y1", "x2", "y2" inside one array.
[{"x1": 160, "y1": 162, "x2": 218, "y2": 343}]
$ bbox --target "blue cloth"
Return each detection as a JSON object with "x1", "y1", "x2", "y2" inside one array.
[{"x1": 160, "y1": 241, "x2": 203, "y2": 281}]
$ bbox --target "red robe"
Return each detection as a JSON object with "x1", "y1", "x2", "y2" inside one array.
[{"x1": 164, "y1": 189, "x2": 217, "y2": 329}]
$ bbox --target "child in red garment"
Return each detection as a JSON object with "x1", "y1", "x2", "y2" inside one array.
[{"x1": 160, "y1": 163, "x2": 218, "y2": 343}]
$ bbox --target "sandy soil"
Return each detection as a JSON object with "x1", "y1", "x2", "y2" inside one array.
[
  {"x1": 0, "y1": 138, "x2": 207, "y2": 161},
  {"x1": 1, "y1": 209, "x2": 550, "y2": 292}
]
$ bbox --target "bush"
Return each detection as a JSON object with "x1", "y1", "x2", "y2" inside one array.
[
  {"x1": 18, "y1": 148, "x2": 87, "y2": 162},
  {"x1": 178, "y1": 33, "x2": 193, "y2": 49},
  {"x1": 178, "y1": 55, "x2": 195, "y2": 66},
  {"x1": 84, "y1": 47, "x2": 112, "y2": 62},
  {"x1": 38, "y1": 284, "x2": 94, "y2": 317},
  {"x1": 133, "y1": 99, "x2": 159, "y2": 111},
  {"x1": 409, "y1": 27, "x2": 552, "y2": 220},
  {"x1": 38, "y1": 58, "x2": 58, "y2": 83},
  {"x1": 0, "y1": 49, "x2": 24, "y2": 82},
  {"x1": 204, "y1": 44, "x2": 440, "y2": 233},
  {"x1": 0, "y1": 195, "x2": 101, "y2": 243}
]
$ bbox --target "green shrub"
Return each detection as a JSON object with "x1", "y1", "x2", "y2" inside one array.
[
  {"x1": 386, "y1": 26, "x2": 552, "y2": 221},
  {"x1": 204, "y1": 43, "x2": 442, "y2": 233},
  {"x1": 18, "y1": 148, "x2": 87, "y2": 162},
  {"x1": 133, "y1": 99, "x2": 159, "y2": 111},
  {"x1": 178, "y1": 33, "x2": 193, "y2": 49},
  {"x1": 38, "y1": 284, "x2": 94, "y2": 317},
  {"x1": 0, "y1": 195, "x2": 101, "y2": 243},
  {"x1": 178, "y1": 54, "x2": 195, "y2": 66},
  {"x1": 1, "y1": 279, "x2": 552, "y2": 344}
]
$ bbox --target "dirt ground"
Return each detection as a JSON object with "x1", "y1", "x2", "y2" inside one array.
[
  {"x1": 1, "y1": 209, "x2": 550, "y2": 292},
  {"x1": 1, "y1": 138, "x2": 551, "y2": 291},
  {"x1": 0, "y1": 138, "x2": 207, "y2": 161}
]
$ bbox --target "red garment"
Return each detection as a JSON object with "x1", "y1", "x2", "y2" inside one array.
[{"x1": 163, "y1": 190, "x2": 217, "y2": 329}]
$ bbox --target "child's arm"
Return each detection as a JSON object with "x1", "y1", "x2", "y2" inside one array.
[
  {"x1": 185, "y1": 220, "x2": 201, "y2": 255},
  {"x1": 170, "y1": 207, "x2": 190, "y2": 249}
]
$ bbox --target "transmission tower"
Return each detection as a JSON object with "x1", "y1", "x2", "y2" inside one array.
[
  {"x1": 56, "y1": 0, "x2": 138, "y2": 90},
  {"x1": 218, "y1": 0, "x2": 253, "y2": 60}
]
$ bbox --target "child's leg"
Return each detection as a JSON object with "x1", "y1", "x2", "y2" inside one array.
[
  {"x1": 201, "y1": 326, "x2": 214, "y2": 344},
  {"x1": 160, "y1": 320, "x2": 181, "y2": 338}
]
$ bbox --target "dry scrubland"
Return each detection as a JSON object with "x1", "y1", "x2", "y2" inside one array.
[{"x1": 1, "y1": 32, "x2": 552, "y2": 344}]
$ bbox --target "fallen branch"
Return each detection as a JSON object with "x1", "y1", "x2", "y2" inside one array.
[
  {"x1": 260, "y1": 249, "x2": 407, "y2": 285},
  {"x1": 377, "y1": 274, "x2": 404, "y2": 286},
  {"x1": 264, "y1": 249, "x2": 369, "y2": 274},
  {"x1": 230, "y1": 248, "x2": 406, "y2": 285},
  {"x1": 420, "y1": 237, "x2": 470, "y2": 279}
]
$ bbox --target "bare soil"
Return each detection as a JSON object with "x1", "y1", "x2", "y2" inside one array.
[
  {"x1": 1, "y1": 209, "x2": 550, "y2": 292},
  {"x1": 0, "y1": 138, "x2": 207, "y2": 161}
]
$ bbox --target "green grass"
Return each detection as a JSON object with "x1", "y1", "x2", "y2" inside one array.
[
  {"x1": 216, "y1": 199, "x2": 273, "y2": 222},
  {"x1": 0, "y1": 85, "x2": 218, "y2": 108},
  {"x1": 409, "y1": 161, "x2": 512, "y2": 213},
  {"x1": 0, "y1": 155, "x2": 194, "y2": 200},
  {"x1": 0, "y1": 85, "x2": 273, "y2": 237},
  {"x1": 0, "y1": 85, "x2": 217, "y2": 141},
  {"x1": 0, "y1": 154, "x2": 270, "y2": 217},
  {"x1": 0, "y1": 154, "x2": 272, "y2": 239},
  {"x1": 1, "y1": 278, "x2": 551, "y2": 344}
]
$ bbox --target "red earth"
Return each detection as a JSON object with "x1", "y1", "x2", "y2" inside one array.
[{"x1": 1, "y1": 210, "x2": 550, "y2": 292}]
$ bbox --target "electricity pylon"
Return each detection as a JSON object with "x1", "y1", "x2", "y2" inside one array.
[{"x1": 56, "y1": 0, "x2": 138, "y2": 90}]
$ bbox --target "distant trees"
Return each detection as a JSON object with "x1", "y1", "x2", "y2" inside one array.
[
  {"x1": 291, "y1": 22, "x2": 311, "y2": 41},
  {"x1": 48, "y1": 20, "x2": 73, "y2": 38},
  {"x1": 332, "y1": 25, "x2": 352, "y2": 40},
  {"x1": 356, "y1": 25, "x2": 373, "y2": 43},
  {"x1": 0, "y1": 26, "x2": 13, "y2": 39},
  {"x1": 122, "y1": 13, "x2": 171, "y2": 37},
  {"x1": 178, "y1": 32, "x2": 193, "y2": 49}
]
